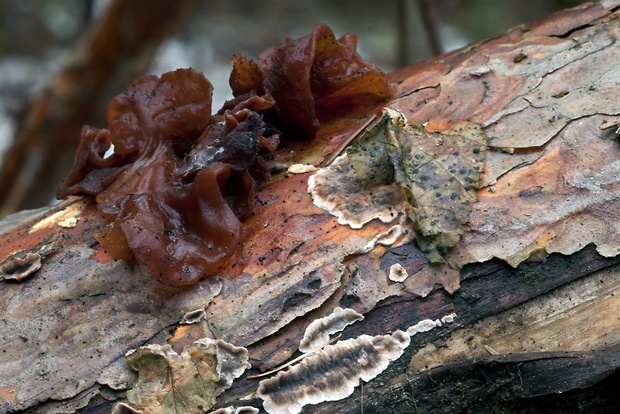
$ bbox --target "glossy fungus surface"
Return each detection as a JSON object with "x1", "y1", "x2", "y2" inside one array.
[
  {"x1": 231, "y1": 23, "x2": 390, "y2": 139},
  {"x1": 58, "y1": 69, "x2": 278, "y2": 285},
  {"x1": 57, "y1": 24, "x2": 391, "y2": 286}
]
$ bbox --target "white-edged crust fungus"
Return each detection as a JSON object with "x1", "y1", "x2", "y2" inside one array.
[
  {"x1": 389, "y1": 263, "x2": 409, "y2": 282},
  {"x1": 203, "y1": 339, "x2": 252, "y2": 393},
  {"x1": 406, "y1": 313, "x2": 456, "y2": 336},
  {"x1": 299, "y1": 307, "x2": 364, "y2": 353},
  {"x1": 257, "y1": 331, "x2": 410, "y2": 414},
  {"x1": 180, "y1": 308, "x2": 207, "y2": 324},
  {"x1": 356, "y1": 214, "x2": 415, "y2": 254},
  {"x1": 0, "y1": 252, "x2": 42, "y2": 282},
  {"x1": 210, "y1": 406, "x2": 260, "y2": 414},
  {"x1": 256, "y1": 309, "x2": 457, "y2": 414},
  {"x1": 287, "y1": 163, "x2": 317, "y2": 174},
  {"x1": 307, "y1": 154, "x2": 405, "y2": 229}
]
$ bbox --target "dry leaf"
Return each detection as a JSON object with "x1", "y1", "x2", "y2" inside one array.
[
  {"x1": 348, "y1": 108, "x2": 487, "y2": 263},
  {"x1": 347, "y1": 114, "x2": 395, "y2": 186},
  {"x1": 124, "y1": 338, "x2": 250, "y2": 414}
]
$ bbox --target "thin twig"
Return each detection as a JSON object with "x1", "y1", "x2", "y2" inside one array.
[
  {"x1": 322, "y1": 114, "x2": 379, "y2": 167},
  {"x1": 417, "y1": 0, "x2": 443, "y2": 56},
  {"x1": 247, "y1": 334, "x2": 342, "y2": 379}
]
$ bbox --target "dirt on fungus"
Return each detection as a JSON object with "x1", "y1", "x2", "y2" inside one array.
[{"x1": 56, "y1": 23, "x2": 390, "y2": 286}]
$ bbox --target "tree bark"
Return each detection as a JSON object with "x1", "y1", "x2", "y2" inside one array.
[{"x1": 1, "y1": 2, "x2": 620, "y2": 413}]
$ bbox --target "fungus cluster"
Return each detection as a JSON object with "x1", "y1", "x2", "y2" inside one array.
[
  {"x1": 57, "y1": 23, "x2": 390, "y2": 285},
  {"x1": 256, "y1": 307, "x2": 457, "y2": 414},
  {"x1": 231, "y1": 23, "x2": 389, "y2": 139},
  {"x1": 57, "y1": 69, "x2": 277, "y2": 285}
]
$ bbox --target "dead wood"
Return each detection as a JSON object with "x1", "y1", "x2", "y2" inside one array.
[{"x1": 1, "y1": 2, "x2": 620, "y2": 413}]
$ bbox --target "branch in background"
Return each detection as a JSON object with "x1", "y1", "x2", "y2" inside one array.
[
  {"x1": 417, "y1": 0, "x2": 443, "y2": 56},
  {"x1": 397, "y1": 0, "x2": 443, "y2": 68},
  {"x1": 0, "y1": 0, "x2": 197, "y2": 217}
]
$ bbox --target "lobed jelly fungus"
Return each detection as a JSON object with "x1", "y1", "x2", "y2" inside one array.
[
  {"x1": 232, "y1": 23, "x2": 390, "y2": 139},
  {"x1": 57, "y1": 24, "x2": 390, "y2": 285},
  {"x1": 57, "y1": 69, "x2": 278, "y2": 285}
]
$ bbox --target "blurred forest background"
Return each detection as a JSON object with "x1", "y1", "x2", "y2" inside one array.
[{"x1": 0, "y1": 0, "x2": 582, "y2": 214}]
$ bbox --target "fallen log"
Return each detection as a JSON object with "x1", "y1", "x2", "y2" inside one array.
[{"x1": 1, "y1": 2, "x2": 620, "y2": 413}]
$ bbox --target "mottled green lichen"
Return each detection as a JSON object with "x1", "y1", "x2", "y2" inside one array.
[{"x1": 348, "y1": 108, "x2": 487, "y2": 263}]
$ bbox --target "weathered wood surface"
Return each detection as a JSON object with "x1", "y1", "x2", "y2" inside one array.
[{"x1": 2, "y1": 2, "x2": 620, "y2": 413}]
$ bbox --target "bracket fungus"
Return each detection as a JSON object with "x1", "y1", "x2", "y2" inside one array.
[
  {"x1": 299, "y1": 307, "x2": 364, "y2": 353},
  {"x1": 56, "y1": 23, "x2": 390, "y2": 286},
  {"x1": 388, "y1": 262, "x2": 409, "y2": 282},
  {"x1": 258, "y1": 331, "x2": 410, "y2": 414},
  {"x1": 180, "y1": 308, "x2": 207, "y2": 325},
  {"x1": 256, "y1": 307, "x2": 456, "y2": 414},
  {"x1": 307, "y1": 154, "x2": 406, "y2": 229},
  {"x1": 210, "y1": 407, "x2": 259, "y2": 414},
  {"x1": 0, "y1": 252, "x2": 42, "y2": 282}
]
